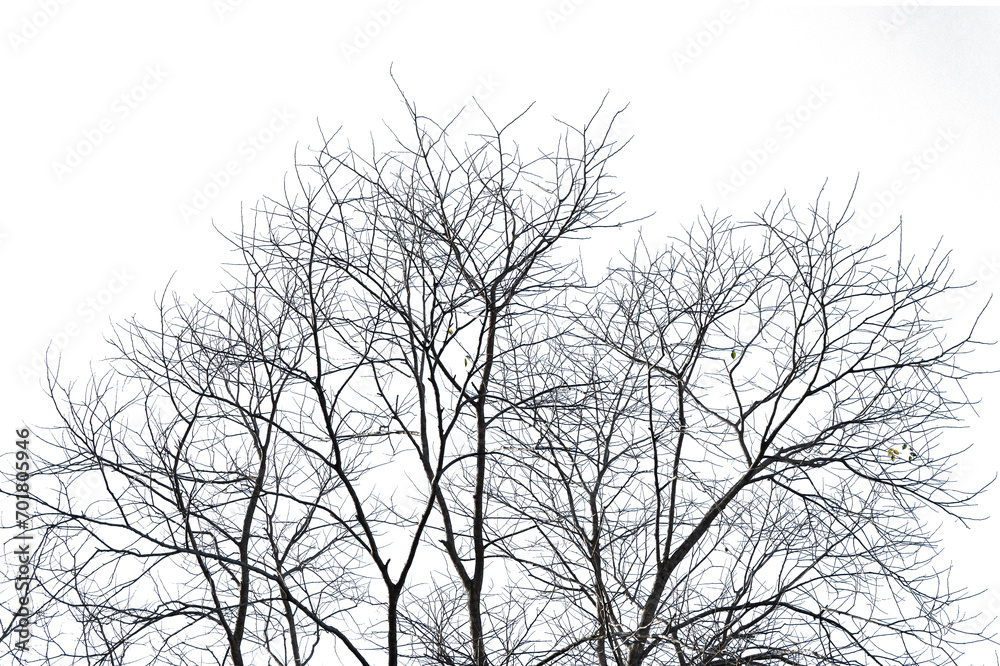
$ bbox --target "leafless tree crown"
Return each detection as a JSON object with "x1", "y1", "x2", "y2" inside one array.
[{"x1": 2, "y1": 93, "x2": 993, "y2": 666}]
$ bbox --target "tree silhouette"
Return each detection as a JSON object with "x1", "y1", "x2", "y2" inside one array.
[{"x1": 2, "y1": 92, "x2": 993, "y2": 666}]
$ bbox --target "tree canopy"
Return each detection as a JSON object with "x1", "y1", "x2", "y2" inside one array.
[{"x1": 2, "y1": 93, "x2": 993, "y2": 666}]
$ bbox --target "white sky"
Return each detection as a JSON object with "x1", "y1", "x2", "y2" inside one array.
[{"x1": 2, "y1": 1, "x2": 999, "y2": 662}]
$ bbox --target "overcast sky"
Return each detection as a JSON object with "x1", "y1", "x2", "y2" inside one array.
[{"x1": 3, "y1": 1, "x2": 1000, "y2": 661}]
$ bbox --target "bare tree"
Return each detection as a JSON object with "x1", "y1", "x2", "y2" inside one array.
[
  {"x1": 2, "y1": 89, "x2": 992, "y2": 666},
  {"x1": 486, "y1": 190, "x2": 994, "y2": 666},
  {"x1": 3, "y1": 90, "x2": 629, "y2": 666}
]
